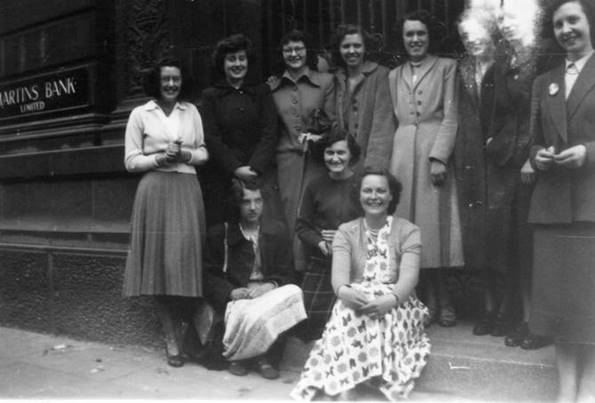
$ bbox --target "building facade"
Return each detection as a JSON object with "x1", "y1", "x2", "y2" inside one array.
[{"x1": 0, "y1": 0, "x2": 465, "y2": 345}]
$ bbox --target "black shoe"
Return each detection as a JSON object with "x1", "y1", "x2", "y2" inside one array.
[
  {"x1": 520, "y1": 333, "x2": 552, "y2": 350},
  {"x1": 228, "y1": 360, "x2": 249, "y2": 376},
  {"x1": 505, "y1": 322, "x2": 528, "y2": 347},
  {"x1": 490, "y1": 314, "x2": 511, "y2": 337},
  {"x1": 256, "y1": 357, "x2": 279, "y2": 380},
  {"x1": 165, "y1": 347, "x2": 184, "y2": 367},
  {"x1": 473, "y1": 313, "x2": 495, "y2": 336}
]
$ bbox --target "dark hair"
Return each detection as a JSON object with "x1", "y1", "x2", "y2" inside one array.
[
  {"x1": 211, "y1": 34, "x2": 254, "y2": 78},
  {"x1": 395, "y1": 9, "x2": 441, "y2": 57},
  {"x1": 313, "y1": 125, "x2": 361, "y2": 167},
  {"x1": 330, "y1": 24, "x2": 374, "y2": 69},
  {"x1": 142, "y1": 57, "x2": 193, "y2": 100},
  {"x1": 544, "y1": 0, "x2": 595, "y2": 52},
  {"x1": 357, "y1": 167, "x2": 402, "y2": 215},
  {"x1": 272, "y1": 29, "x2": 318, "y2": 74},
  {"x1": 227, "y1": 178, "x2": 263, "y2": 221}
]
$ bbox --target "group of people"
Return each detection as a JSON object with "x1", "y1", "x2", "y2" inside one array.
[{"x1": 122, "y1": 0, "x2": 595, "y2": 401}]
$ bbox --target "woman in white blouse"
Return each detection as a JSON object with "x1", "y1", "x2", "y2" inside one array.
[{"x1": 122, "y1": 57, "x2": 209, "y2": 367}]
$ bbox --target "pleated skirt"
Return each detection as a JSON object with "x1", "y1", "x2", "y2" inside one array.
[
  {"x1": 530, "y1": 223, "x2": 595, "y2": 343},
  {"x1": 123, "y1": 171, "x2": 206, "y2": 297}
]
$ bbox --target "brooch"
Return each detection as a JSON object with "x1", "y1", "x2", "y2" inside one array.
[{"x1": 549, "y1": 83, "x2": 559, "y2": 96}]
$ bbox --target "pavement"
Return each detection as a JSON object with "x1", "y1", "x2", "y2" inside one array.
[{"x1": 0, "y1": 322, "x2": 557, "y2": 402}]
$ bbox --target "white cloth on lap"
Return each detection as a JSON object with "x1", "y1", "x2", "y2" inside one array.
[{"x1": 223, "y1": 284, "x2": 306, "y2": 361}]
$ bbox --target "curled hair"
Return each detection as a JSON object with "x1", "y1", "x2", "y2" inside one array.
[
  {"x1": 211, "y1": 34, "x2": 254, "y2": 79},
  {"x1": 272, "y1": 29, "x2": 318, "y2": 74},
  {"x1": 330, "y1": 24, "x2": 374, "y2": 68},
  {"x1": 544, "y1": 0, "x2": 595, "y2": 51},
  {"x1": 142, "y1": 57, "x2": 193, "y2": 100},
  {"x1": 313, "y1": 125, "x2": 361, "y2": 167},
  {"x1": 357, "y1": 167, "x2": 402, "y2": 215},
  {"x1": 395, "y1": 9, "x2": 442, "y2": 56}
]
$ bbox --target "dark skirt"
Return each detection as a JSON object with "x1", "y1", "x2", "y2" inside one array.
[
  {"x1": 295, "y1": 256, "x2": 336, "y2": 341},
  {"x1": 123, "y1": 171, "x2": 206, "y2": 297},
  {"x1": 529, "y1": 223, "x2": 595, "y2": 343}
]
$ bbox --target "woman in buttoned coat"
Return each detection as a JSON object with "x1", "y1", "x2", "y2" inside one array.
[
  {"x1": 200, "y1": 34, "x2": 279, "y2": 227},
  {"x1": 387, "y1": 10, "x2": 463, "y2": 327},
  {"x1": 270, "y1": 29, "x2": 335, "y2": 273},
  {"x1": 331, "y1": 24, "x2": 396, "y2": 170},
  {"x1": 529, "y1": 0, "x2": 595, "y2": 399}
]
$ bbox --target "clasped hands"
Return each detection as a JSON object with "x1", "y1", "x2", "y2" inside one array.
[
  {"x1": 535, "y1": 145, "x2": 587, "y2": 171},
  {"x1": 337, "y1": 285, "x2": 398, "y2": 318},
  {"x1": 156, "y1": 140, "x2": 191, "y2": 166},
  {"x1": 230, "y1": 282, "x2": 276, "y2": 301},
  {"x1": 317, "y1": 229, "x2": 336, "y2": 256}
]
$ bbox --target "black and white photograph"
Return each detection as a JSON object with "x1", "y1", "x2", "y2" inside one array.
[{"x1": 1, "y1": 0, "x2": 594, "y2": 401}]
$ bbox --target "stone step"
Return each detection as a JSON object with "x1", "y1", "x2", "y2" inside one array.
[{"x1": 281, "y1": 321, "x2": 557, "y2": 402}]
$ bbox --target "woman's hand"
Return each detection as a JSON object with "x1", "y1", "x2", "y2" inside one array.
[
  {"x1": 247, "y1": 282, "x2": 276, "y2": 299},
  {"x1": 166, "y1": 141, "x2": 182, "y2": 162},
  {"x1": 320, "y1": 230, "x2": 336, "y2": 243},
  {"x1": 430, "y1": 160, "x2": 447, "y2": 186},
  {"x1": 230, "y1": 288, "x2": 250, "y2": 300},
  {"x1": 554, "y1": 145, "x2": 587, "y2": 169},
  {"x1": 535, "y1": 146, "x2": 556, "y2": 171},
  {"x1": 155, "y1": 153, "x2": 171, "y2": 167},
  {"x1": 520, "y1": 158, "x2": 536, "y2": 185},
  {"x1": 337, "y1": 285, "x2": 369, "y2": 311},
  {"x1": 234, "y1": 166, "x2": 259, "y2": 186},
  {"x1": 360, "y1": 294, "x2": 398, "y2": 318},
  {"x1": 318, "y1": 241, "x2": 330, "y2": 256}
]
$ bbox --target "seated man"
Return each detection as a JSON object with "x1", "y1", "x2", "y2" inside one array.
[{"x1": 203, "y1": 179, "x2": 306, "y2": 379}]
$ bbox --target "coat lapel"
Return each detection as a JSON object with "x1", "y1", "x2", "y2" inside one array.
[
  {"x1": 566, "y1": 54, "x2": 595, "y2": 120},
  {"x1": 546, "y1": 65, "x2": 568, "y2": 143},
  {"x1": 412, "y1": 55, "x2": 438, "y2": 91}
]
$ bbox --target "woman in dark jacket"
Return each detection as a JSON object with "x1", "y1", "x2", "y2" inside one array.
[
  {"x1": 529, "y1": 0, "x2": 595, "y2": 400},
  {"x1": 200, "y1": 34, "x2": 280, "y2": 226},
  {"x1": 203, "y1": 180, "x2": 305, "y2": 380}
]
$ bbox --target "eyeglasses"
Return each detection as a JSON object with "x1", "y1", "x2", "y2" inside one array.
[{"x1": 282, "y1": 46, "x2": 306, "y2": 54}]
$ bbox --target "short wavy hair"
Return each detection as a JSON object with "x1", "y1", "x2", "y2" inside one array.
[
  {"x1": 544, "y1": 0, "x2": 595, "y2": 49},
  {"x1": 395, "y1": 9, "x2": 441, "y2": 56},
  {"x1": 143, "y1": 57, "x2": 193, "y2": 100},
  {"x1": 357, "y1": 167, "x2": 402, "y2": 215},
  {"x1": 211, "y1": 34, "x2": 255, "y2": 78},
  {"x1": 330, "y1": 24, "x2": 374, "y2": 69},
  {"x1": 313, "y1": 125, "x2": 361, "y2": 167}
]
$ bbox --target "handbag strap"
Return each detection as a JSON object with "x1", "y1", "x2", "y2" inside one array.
[{"x1": 222, "y1": 222, "x2": 229, "y2": 273}]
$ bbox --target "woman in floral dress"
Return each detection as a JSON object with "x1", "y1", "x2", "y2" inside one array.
[{"x1": 291, "y1": 168, "x2": 430, "y2": 401}]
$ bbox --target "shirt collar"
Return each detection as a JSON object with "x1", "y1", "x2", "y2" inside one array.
[
  {"x1": 143, "y1": 99, "x2": 187, "y2": 111},
  {"x1": 336, "y1": 60, "x2": 379, "y2": 80},
  {"x1": 566, "y1": 50, "x2": 594, "y2": 73},
  {"x1": 278, "y1": 67, "x2": 321, "y2": 88}
]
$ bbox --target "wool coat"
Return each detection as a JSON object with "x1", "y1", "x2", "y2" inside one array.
[
  {"x1": 335, "y1": 61, "x2": 396, "y2": 169},
  {"x1": 453, "y1": 56, "x2": 492, "y2": 270},
  {"x1": 481, "y1": 52, "x2": 535, "y2": 274},
  {"x1": 388, "y1": 55, "x2": 463, "y2": 269},
  {"x1": 271, "y1": 68, "x2": 335, "y2": 272}
]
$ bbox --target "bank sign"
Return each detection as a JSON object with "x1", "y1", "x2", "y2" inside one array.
[{"x1": 0, "y1": 66, "x2": 89, "y2": 121}]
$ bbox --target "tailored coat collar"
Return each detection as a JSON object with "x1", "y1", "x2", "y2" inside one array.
[
  {"x1": 270, "y1": 67, "x2": 322, "y2": 90},
  {"x1": 567, "y1": 53, "x2": 595, "y2": 120},
  {"x1": 225, "y1": 218, "x2": 278, "y2": 247},
  {"x1": 334, "y1": 60, "x2": 380, "y2": 84},
  {"x1": 213, "y1": 80, "x2": 259, "y2": 95},
  {"x1": 400, "y1": 55, "x2": 439, "y2": 91}
]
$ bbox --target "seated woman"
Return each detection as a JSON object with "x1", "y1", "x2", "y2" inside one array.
[
  {"x1": 295, "y1": 128, "x2": 362, "y2": 341},
  {"x1": 203, "y1": 179, "x2": 306, "y2": 380},
  {"x1": 291, "y1": 168, "x2": 430, "y2": 401}
]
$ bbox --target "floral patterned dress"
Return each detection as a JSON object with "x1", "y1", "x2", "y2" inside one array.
[{"x1": 291, "y1": 216, "x2": 431, "y2": 401}]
